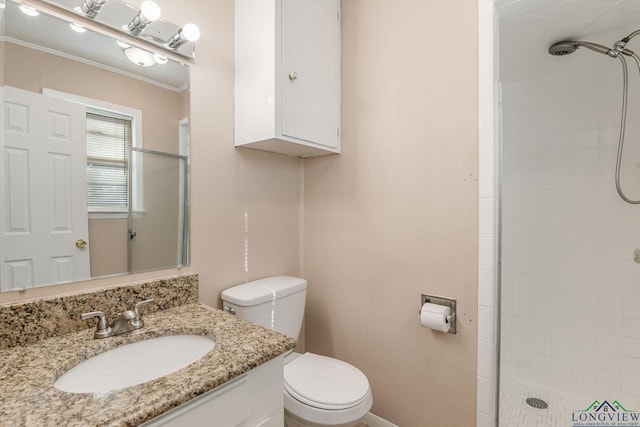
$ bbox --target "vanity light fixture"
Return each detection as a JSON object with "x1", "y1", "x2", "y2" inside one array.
[
  {"x1": 166, "y1": 23, "x2": 200, "y2": 49},
  {"x1": 19, "y1": 4, "x2": 39, "y2": 16},
  {"x1": 123, "y1": 46, "x2": 155, "y2": 67},
  {"x1": 35, "y1": 0, "x2": 201, "y2": 59},
  {"x1": 127, "y1": 0, "x2": 160, "y2": 35},
  {"x1": 120, "y1": 45, "x2": 167, "y2": 67},
  {"x1": 69, "y1": 23, "x2": 87, "y2": 33},
  {"x1": 79, "y1": 0, "x2": 106, "y2": 19}
]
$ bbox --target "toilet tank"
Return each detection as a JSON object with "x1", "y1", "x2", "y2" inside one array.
[{"x1": 221, "y1": 276, "x2": 307, "y2": 339}]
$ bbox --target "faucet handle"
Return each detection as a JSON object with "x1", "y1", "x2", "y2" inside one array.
[
  {"x1": 130, "y1": 299, "x2": 154, "y2": 328},
  {"x1": 133, "y1": 299, "x2": 154, "y2": 317},
  {"x1": 81, "y1": 311, "x2": 113, "y2": 339}
]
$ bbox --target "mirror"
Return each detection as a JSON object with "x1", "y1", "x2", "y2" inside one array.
[{"x1": 0, "y1": 0, "x2": 190, "y2": 292}]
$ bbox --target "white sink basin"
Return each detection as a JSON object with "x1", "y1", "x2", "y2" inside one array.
[{"x1": 54, "y1": 335, "x2": 215, "y2": 393}]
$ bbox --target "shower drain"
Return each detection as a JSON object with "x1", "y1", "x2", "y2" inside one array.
[{"x1": 526, "y1": 397, "x2": 549, "y2": 409}]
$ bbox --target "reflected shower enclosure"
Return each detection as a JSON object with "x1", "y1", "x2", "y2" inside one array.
[{"x1": 129, "y1": 148, "x2": 189, "y2": 274}]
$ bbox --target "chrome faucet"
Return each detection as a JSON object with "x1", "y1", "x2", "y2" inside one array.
[{"x1": 82, "y1": 299, "x2": 154, "y2": 339}]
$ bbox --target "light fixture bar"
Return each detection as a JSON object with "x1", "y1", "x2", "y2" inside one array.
[
  {"x1": 80, "y1": 0, "x2": 105, "y2": 19},
  {"x1": 25, "y1": 0, "x2": 199, "y2": 60}
]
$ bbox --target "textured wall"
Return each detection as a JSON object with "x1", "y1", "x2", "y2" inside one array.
[{"x1": 303, "y1": 1, "x2": 479, "y2": 425}]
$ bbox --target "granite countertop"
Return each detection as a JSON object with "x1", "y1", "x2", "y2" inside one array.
[{"x1": 0, "y1": 303, "x2": 297, "y2": 427}]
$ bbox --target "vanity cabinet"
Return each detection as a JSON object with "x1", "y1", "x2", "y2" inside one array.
[
  {"x1": 142, "y1": 355, "x2": 284, "y2": 427},
  {"x1": 234, "y1": 0, "x2": 341, "y2": 157}
]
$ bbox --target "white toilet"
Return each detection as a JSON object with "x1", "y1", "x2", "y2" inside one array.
[{"x1": 221, "y1": 276, "x2": 373, "y2": 427}]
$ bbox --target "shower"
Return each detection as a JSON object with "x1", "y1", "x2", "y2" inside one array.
[{"x1": 549, "y1": 30, "x2": 640, "y2": 204}]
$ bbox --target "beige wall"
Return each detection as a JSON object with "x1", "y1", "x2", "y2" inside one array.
[
  {"x1": 303, "y1": 1, "x2": 479, "y2": 425},
  {"x1": 89, "y1": 219, "x2": 128, "y2": 277},
  {"x1": 0, "y1": 1, "x2": 480, "y2": 425}
]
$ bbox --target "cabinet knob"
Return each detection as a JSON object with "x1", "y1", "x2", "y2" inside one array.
[{"x1": 288, "y1": 71, "x2": 298, "y2": 81}]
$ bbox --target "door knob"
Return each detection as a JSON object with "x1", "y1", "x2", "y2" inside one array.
[
  {"x1": 288, "y1": 71, "x2": 298, "y2": 81},
  {"x1": 75, "y1": 239, "x2": 87, "y2": 249}
]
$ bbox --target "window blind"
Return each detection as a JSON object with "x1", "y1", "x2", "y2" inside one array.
[{"x1": 86, "y1": 111, "x2": 131, "y2": 212}]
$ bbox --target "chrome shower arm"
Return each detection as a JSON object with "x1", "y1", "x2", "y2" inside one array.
[
  {"x1": 622, "y1": 29, "x2": 640, "y2": 43},
  {"x1": 575, "y1": 41, "x2": 612, "y2": 55}
]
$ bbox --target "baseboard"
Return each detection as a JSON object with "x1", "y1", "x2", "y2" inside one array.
[{"x1": 362, "y1": 412, "x2": 398, "y2": 427}]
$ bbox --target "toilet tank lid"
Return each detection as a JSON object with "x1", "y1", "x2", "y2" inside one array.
[{"x1": 221, "y1": 276, "x2": 307, "y2": 306}]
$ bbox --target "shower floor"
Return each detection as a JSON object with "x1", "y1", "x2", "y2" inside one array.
[{"x1": 499, "y1": 376, "x2": 582, "y2": 427}]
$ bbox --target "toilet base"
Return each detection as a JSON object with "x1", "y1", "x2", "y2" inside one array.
[
  {"x1": 283, "y1": 386, "x2": 372, "y2": 427},
  {"x1": 284, "y1": 409, "x2": 364, "y2": 427}
]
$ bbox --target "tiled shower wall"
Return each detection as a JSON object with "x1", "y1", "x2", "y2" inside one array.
[
  {"x1": 500, "y1": 36, "x2": 640, "y2": 408},
  {"x1": 477, "y1": 1, "x2": 499, "y2": 426}
]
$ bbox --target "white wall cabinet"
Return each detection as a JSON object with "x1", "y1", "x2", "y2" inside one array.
[
  {"x1": 235, "y1": 0, "x2": 341, "y2": 157},
  {"x1": 142, "y1": 355, "x2": 284, "y2": 427}
]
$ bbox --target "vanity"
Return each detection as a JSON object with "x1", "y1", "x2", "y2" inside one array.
[{"x1": 0, "y1": 273, "x2": 297, "y2": 426}]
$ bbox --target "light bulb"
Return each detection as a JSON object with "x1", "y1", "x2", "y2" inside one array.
[
  {"x1": 140, "y1": 0, "x2": 160, "y2": 22},
  {"x1": 182, "y1": 23, "x2": 200, "y2": 42},
  {"x1": 69, "y1": 23, "x2": 87, "y2": 33},
  {"x1": 19, "y1": 5, "x2": 39, "y2": 16},
  {"x1": 127, "y1": 0, "x2": 160, "y2": 35}
]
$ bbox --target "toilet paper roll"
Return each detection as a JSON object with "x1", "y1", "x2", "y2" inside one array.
[{"x1": 420, "y1": 302, "x2": 452, "y2": 333}]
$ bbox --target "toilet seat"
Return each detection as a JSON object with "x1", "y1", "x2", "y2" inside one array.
[{"x1": 284, "y1": 353, "x2": 370, "y2": 410}]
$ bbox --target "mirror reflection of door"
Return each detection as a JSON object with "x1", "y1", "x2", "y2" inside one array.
[
  {"x1": 43, "y1": 88, "x2": 143, "y2": 280},
  {"x1": 1, "y1": 86, "x2": 90, "y2": 290}
]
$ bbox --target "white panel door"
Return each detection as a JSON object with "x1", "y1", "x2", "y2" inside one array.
[
  {"x1": 1, "y1": 86, "x2": 90, "y2": 291},
  {"x1": 280, "y1": 0, "x2": 341, "y2": 149}
]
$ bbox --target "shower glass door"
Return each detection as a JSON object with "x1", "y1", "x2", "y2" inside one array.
[{"x1": 128, "y1": 148, "x2": 188, "y2": 273}]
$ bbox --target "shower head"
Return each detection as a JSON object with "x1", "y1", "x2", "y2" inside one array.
[
  {"x1": 549, "y1": 41, "x2": 578, "y2": 56},
  {"x1": 548, "y1": 40, "x2": 612, "y2": 56}
]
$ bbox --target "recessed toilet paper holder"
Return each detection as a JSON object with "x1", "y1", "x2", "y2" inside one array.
[{"x1": 421, "y1": 294, "x2": 457, "y2": 335}]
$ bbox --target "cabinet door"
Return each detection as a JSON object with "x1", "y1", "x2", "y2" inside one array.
[
  {"x1": 141, "y1": 377, "x2": 249, "y2": 427},
  {"x1": 280, "y1": 0, "x2": 340, "y2": 149}
]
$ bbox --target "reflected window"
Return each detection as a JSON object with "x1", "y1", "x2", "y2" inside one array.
[
  {"x1": 42, "y1": 89, "x2": 144, "y2": 219},
  {"x1": 86, "y1": 109, "x2": 132, "y2": 213}
]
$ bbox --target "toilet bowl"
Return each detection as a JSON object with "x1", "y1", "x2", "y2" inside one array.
[
  {"x1": 283, "y1": 352, "x2": 373, "y2": 427},
  {"x1": 221, "y1": 276, "x2": 373, "y2": 427}
]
